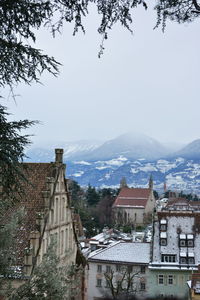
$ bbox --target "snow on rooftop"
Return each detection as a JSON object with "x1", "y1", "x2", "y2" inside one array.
[
  {"x1": 160, "y1": 232, "x2": 167, "y2": 238},
  {"x1": 160, "y1": 219, "x2": 167, "y2": 224},
  {"x1": 89, "y1": 242, "x2": 150, "y2": 264},
  {"x1": 180, "y1": 234, "x2": 186, "y2": 239},
  {"x1": 187, "y1": 234, "x2": 194, "y2": 239},
  {"x1": 180, "y1": 252, "x2": 187, "y2": 257}
]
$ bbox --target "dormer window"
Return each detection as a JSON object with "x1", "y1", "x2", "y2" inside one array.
[
  {"x1": 187, "y1": 234, "x2": 194, "y2": 247},
  {"x1": 160, "y1": 219, "x2": 167, "y2": 231},
  {"x1": 179, "y1": 234, "x2": 186, "y2": 247},
  {"x1": 160, "y1": 232, "x2": 167, "y2": 246},
  {"x1": 188, "y1": 253, "x2": 195, "y2": 264},
  {"x1": 180, "y1": 252, "x2": 187, "y2": 264}
]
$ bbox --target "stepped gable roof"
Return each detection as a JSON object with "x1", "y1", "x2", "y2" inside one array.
[
  {"x1": 113, "y1": 187, "x2": 151, "y2": 208},
  {"x1": 1, "y1": 162, "x2": 59, "y2": 266},
  {"x1": 88, "y1": 241, "x2": 150, "y2": 264}
]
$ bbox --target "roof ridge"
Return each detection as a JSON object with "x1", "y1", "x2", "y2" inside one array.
[{"x1": 89, "y1": 241, "x2": 122, "y2": 259}]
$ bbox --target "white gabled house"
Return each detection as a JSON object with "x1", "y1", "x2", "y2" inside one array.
[{"x1": 87, "y1": 241, "x2": 150, "y2": 300}]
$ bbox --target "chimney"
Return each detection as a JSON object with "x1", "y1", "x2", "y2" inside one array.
[{"x1": 55, "y1": 149, "x2": 63, "y2": 163}]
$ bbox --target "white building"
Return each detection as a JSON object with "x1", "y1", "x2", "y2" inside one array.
[
  {"x1": 88, "y1": 242, "x2": 150, "y2": 300},
  {"x1": 148, "y1": 210, "x2": 200, "y2": 299}
]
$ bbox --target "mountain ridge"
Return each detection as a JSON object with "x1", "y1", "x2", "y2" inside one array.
[{"x1": 25, "y1": 133, "x2": 200, "y2": 193}]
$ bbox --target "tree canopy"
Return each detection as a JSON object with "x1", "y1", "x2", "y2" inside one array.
[{"x1": 1, "y1": 0, "x2": 200, "y2": 89}]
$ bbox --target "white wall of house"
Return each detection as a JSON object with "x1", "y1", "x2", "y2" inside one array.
[{"x1": 88, "y1": 261, "x2": 149, "y2": 300}]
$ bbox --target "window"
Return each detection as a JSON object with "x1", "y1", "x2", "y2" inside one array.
[
  {"x1": 60, "y1": 230, "x2": 64, "y2": 254},
  {"x1": 116, "y1": 264, "x2": 121, "y2": 272},
  {"x1": 188, "y1": 257, "x2": 195, "y2": 264},
  {"x1": 127, "y1": 265, "x2": 133, "y2": 273},
  {"x1": 105, "y1": 280, "x2": 110, "y2": 288},
  {"x1": 168, "y1": 275, "x2": 174, "y2": 285},
  {"x1": 188, "y1": 240, "x2": 194, "y2": 247},
  {"x1": 55, "y1": 197, "x2": 59, "y2": 223},
  {"x1": 97, "y1": 265, "x2": 102, "y2": 273},
  {"x1": 141, "y1": 266, "x2": 146, "y2": 274},
  {"x1": 161, "y1": 255, "x2": 176, "y2": 263},
  {"x1": 180, "y1": 257, "x2": 187, "y2": 264},
  {"x1": 106, "y1": 265, "x2": 111, "y2": 273},
  {"x1": 61, "y1": 198, "x2": 65, "y2": 221},
  {"x1": 180, "y1": 240, "x2": 186, "y2": 247},
  {"x1": 160, "y1": 238, "x2": 167, "y2": 246},
  {"x1": 65, "y1": 228, "x2": 68, "y2": 249},
  {"x1": 158, "y1": 275, "x2": 164, "y2": 285},
  {"x1": 51, "y1": 209, "x2": 54, "y2": 224},
  {"x1": 160, "y1": 224, "x2": 167, "y2": 231},
  {"x1": 140, "y1": 282, "x2": 146, "y2": 290},
  {"x1": 160, "y1": 219, "x2": 167, "y2": 231},
  {"x1": 96, "y1": 279, "x2": 102, "y2": 287}
]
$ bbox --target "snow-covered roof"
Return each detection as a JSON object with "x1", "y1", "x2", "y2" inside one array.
[
  {"x1": 160, "y1": 219, "x2": 167, "y2": 224},
  {"x1": 160, "y1": 232, "x2": 167, "y2": 238},
  {"x1": 88, "y1": 242, "x2": 150, "y2": 264},
  {"x1": 187, "y1": 234, "x2": 194, "y2": 239},
  {"x1": 188, "y1": 252, "x2": 194, "y2": 257},
  {"x1": 180, "y1": 252, "x2": 187, "y2": 257},
  {"x1": 113, "y1": 187, "x2": 151, "y2": 208},
  {"x1": 180, "y1": 234, "x2": 186, "y2": 239}
]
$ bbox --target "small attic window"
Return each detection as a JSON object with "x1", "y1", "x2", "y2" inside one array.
[
  {"x1": 180, "y1": 252, "x2": 187, "y2": 264},
  {"x1": 179, "y1": 234, "x2": 186, "y2": 247},
  {"x1": 187, "y1": 234, "x2": 194, "y2": 247},
  {"x1": 160, "y1": 238, "x2": 167, "y2": 246},
  {"x1": 160, "y1": 219, "x2": 167, "y2": 231},
  {"x1": 160, "y1": 231, "x2": 167, "y2": 245},
  {"x1": 188, "y1": 253, "x2": 195, "y2": 264}
]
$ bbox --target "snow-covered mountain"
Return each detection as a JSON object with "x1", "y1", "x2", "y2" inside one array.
[
  {"x1": 67, "y1": 156, "x2": 200, "y2": 194},
  {"x1": 81, "y1": 132, "x2": 169, "y2": 161},
  {"x1": 173, "y1": 139, "x2": 200, "y2": 160},
  {"x1": 25, "y1": 133, "x2": 200, "y2": 194},
  {"x1": 25, "y1": 140, "x2": 102, "y2": 162}
]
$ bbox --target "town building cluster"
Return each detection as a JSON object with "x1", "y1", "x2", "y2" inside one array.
[
  {"x1": 1, "y1": 149, "x2": 200, "y2": 300},
  {"x1": 87, "y1": 185, "x2": 200, "y2": 300}
]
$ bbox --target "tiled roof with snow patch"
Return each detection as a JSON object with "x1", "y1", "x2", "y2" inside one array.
[{"x1": 113, "y1": 187, "x2": 151, "y2": 208}]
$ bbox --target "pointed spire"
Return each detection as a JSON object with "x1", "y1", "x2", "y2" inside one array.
[
  {"x1": 149, "y1": 174, "x2": 153, "y2": 189},
  {"x1": 120, "y1": 177, "x2": 128, "y2": 189},
  {"x1": 164, "y1": 180, "x2": 167, "y2": 193}
]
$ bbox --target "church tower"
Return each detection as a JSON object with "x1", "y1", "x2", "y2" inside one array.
[
  {"x1": 149, "y1": 174, "x2": 153, "y2": 190},
  {"x1": 120, "y1": 177, "x2": 128, "y2": 189}
]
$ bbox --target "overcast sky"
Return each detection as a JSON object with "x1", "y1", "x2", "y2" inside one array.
[{"x1": 3, "y1": 5, "x2": 200, "y2": 147}]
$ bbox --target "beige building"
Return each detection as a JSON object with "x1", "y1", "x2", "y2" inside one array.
[
  {"x1": 1, "y1": 149, "x2": 84, "y2": 299},
  {"x1": 112, "y1": 178, "x2": 155, "y2": 226}
]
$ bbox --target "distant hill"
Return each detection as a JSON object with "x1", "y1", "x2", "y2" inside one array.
[
  {"x1": 25, "y1": 133, "x2": 200, "y2": 193},
  {"x1": 80, "y1": 132, "x2": 169, "y2": 161},
  {"x1": 25, "y1": 140, "x2": 102, "y2": 162},
  {"x1": 173, "y1": 139, "x2": 200, "y2": 160}
]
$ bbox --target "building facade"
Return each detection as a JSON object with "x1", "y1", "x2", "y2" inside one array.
[
  {"x1": 88, "y1": 242, "x2": 150, "y2": 300},
  {"x1": 112, "y1": 178, "x2": 155, "y2": 227},
  {"x1": 1, "y1": 149, "x2": 84, "y2": 299},
  {"x1": 149, "y1": 210, "x2": 200, "y2": 299}
]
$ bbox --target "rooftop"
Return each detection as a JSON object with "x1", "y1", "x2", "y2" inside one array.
[
  {"x1": 88, "y1": 241, "x2": 150, "y2": 264},
  {"x1": 113, "y1": 187, "x2": 151, "y2": 208}
]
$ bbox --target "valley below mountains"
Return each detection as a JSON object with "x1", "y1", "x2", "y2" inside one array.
[{"x1": 26, "y1": 133, "x2": 200, "y2": 194}]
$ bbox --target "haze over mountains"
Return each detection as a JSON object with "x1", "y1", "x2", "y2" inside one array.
[{"x1": 26, "y1": 132, "x2": 200, "y2": 193}]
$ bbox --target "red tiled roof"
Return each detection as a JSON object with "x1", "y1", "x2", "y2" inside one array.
[
  {"x1": 189, "y1": 201, "x2": 200, "y2": 207},
  {"x1": 166, "y1": 198, "x2": 188, "y2": 207},
  {"x1": 113, "y1": 187, "x2": 151, "y2": 208}
]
